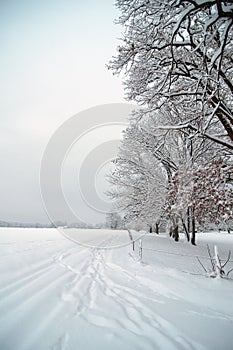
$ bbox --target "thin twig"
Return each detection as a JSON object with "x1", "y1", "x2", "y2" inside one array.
[
  {"x1": 227, "y1": 267, "x2": 233, "y2": 277},
  {"x1": 222, "y1": 250, "x2": 231, "y2": 269},
  {"x1": 197, "y1": 257, "x2": 208, "y2": 273},
  {"x1": 207, "y1": 244, "x2": 215, "y2": 270}
]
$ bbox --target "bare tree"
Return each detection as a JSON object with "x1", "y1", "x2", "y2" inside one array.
[
  {"x1": 109, "y1": 0, "x2": 233, "y2": 150},
  {"x1": 165, "y1": 157, "x2": 233, "y2": 244},
  {"x1": 106, "y1": 213, "x2": 124, "y2": 230},
  {"x1": 107, "y1": 122, "x2": 167, "y2": 230}
]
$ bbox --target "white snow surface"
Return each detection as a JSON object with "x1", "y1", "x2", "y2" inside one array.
[{"x1": 0, "y1": 228, "x2": 233, "y2": 350}]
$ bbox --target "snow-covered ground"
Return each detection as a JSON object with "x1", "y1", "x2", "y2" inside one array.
[{"x1": 0, "y1": 228, "x2": 233, "y2": 350}]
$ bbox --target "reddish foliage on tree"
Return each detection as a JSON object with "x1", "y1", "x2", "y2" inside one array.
[
  {"x1": 193, "y1": 159, "x2": 233, "y2": 226},
  {"x1": 165, "y1": 159, "x2": 233, "y2": 228}
]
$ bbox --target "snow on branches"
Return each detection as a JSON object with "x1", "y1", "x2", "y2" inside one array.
[
  {"x1": 166, "y1": 158, "x2": 233, "y2": 229},
  {"x1": 108, "y1": 1, "x2": 233, "y2": 241},
  {"x1": 193, "y1": 158, "x2": 233, "y2": 226},
  {"x1": 107, "y1": 122, "x2": 167, "y2": 230},
  {"x1": 109, "y1": 0, "x2": 233, "y2": 149}
]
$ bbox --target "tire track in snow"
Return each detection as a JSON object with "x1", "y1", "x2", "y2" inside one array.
[
  {"x1": 54, "y1": 234, "x2": 200, "y2": 350},
  {"x1": 0, "y1": 258, "x2": 55, "y2": 297},
  {"x1": 0, "y1": 231, "x2": 210, "y2": 350},
  {"x1": 101, "y1": 255, "x2": 207, "y2": 350},
  {"x1": 0, "y1": 243, "x2": 77, "y2": 300},
  {"x1": 0, "y1": 241, "x2": 86, "y2": 350},
  {"x1": 87, "y1": 250, "x2": 179, "y2": 350},
  {"x1": 61, "y1": 235, "x2": 206, "y2": 350}
]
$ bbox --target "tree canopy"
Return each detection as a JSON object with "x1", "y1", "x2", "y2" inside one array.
[
  {"x1": 109, "y1": 0, "x2": 233, "y2": 149},
  {"x1": 108, "y1": 0, "x2": 233, "y2": 242}
]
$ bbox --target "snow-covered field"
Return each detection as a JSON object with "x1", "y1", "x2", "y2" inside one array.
[{"x1": 0, "y1": 228, "x2": 233, "y2": 350}]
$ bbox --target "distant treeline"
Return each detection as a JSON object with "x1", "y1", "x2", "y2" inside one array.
[
  {"x1": 0, "y1": 221, "x2": 54, "y2": 228},
  {"x1": 0, "y1": 220, "x2": 107, "y2": 229}
]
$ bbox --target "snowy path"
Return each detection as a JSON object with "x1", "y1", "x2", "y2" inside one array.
[{"x1": 0, "y1": 228, "x2": 233, "y2": 350}]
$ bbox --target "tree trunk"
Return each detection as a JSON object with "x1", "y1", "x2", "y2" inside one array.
[
  {"x1": 191, "y1": 206, "x2": 196, "y2": 245},
  {"x1": 155, "y1": 222, "x2": 159, "y2": 234},
  {"x1": 187, "y1": 207, "x2": 191, "y2": 233},
  {"x1": 169, "y1": 226, "x2": 172, "y2": 237},
  {"x1": 149, "y1": 226, "x2": 153, "y2": 233},
  {"x1": 181, "y1": 218, "x2": 190, "y2": 242},
  {"x1": 172, "y1": 225, "x2": 179, "y2": 242}
]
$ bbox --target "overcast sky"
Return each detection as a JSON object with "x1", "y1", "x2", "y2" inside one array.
[{"x1": 0, "y1": 0, "x2": 126, "y2": 224}]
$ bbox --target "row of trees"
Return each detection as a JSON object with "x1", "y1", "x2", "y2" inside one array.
[{"x1": 108, "y1": 0, "x2": 233, "y2": 245}]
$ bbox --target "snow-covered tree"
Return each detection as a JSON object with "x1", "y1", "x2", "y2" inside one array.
[
  {"x1": 166, "y1": 158, "x2": 233, "y2": 240},
  {"x1": 193, "y1": 158, "x2": 233, "y2": 229},
  {"x1": 108, "y1": 1, "x2": 233, "y2": 243},
  {"x1": 106, "y1": 212, "x2": 124, "y2": 230},
  {"x1": 141, "y1": 111, "x2": 223, "y2": 243},
  {"x1": 109, "y1": 0, "x2": 233, "y2": 150},
  {"x1": 165, "y1": 165, "x2": 194, "y2": 242},
  {"x1": 108, "y1": 107, "x2": 225, "y2": 243},
  {"x1": 107, "y1": 121, "x2": 167, "y2": 232}
]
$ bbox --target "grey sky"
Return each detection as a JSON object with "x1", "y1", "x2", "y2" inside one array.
[{"x1": 0, "y1": 0, "x2": 125, "y2": 224}]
